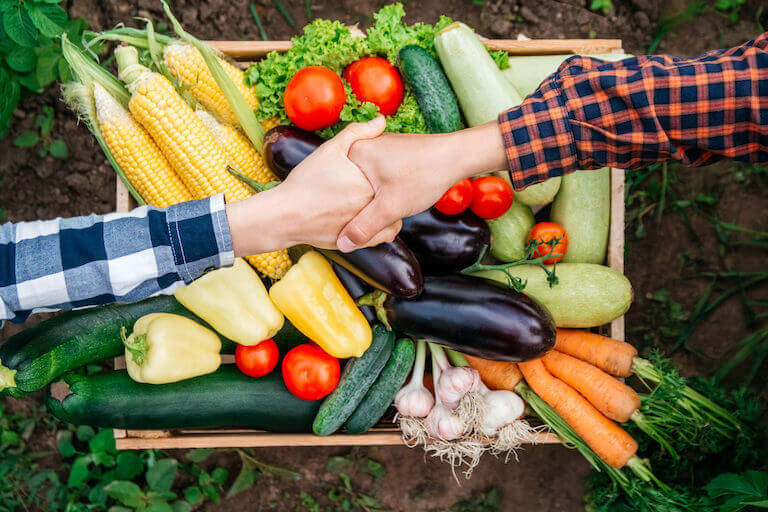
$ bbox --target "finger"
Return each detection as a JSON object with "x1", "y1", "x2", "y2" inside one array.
[
  {"x1": 336, "y1": 196, "x2": 395, "y2": 252},
  {"x1": 331, "y1": 115, "x2": 386, "y2": 153},
  {"x1": 365, "y1": 220, "x2": 403, "y2": 247}
]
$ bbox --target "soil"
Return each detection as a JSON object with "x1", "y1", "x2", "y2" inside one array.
[{"x1": 1, "y1": 1, "x2": 766, "y2": 511}]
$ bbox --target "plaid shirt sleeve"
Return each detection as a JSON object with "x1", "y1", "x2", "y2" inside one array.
[
  {"x1": 498, "y1": 32, "x2": 768, "y2": 190},
  {"x1": 0, "y1": 194, "x2": 234, "y2": 324}
]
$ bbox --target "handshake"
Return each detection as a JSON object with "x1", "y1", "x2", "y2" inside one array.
[{"x1": 226, "y1": 116, "x2": 510, "y2": 258}]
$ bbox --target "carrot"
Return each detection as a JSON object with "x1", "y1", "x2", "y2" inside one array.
[
  {"x1": 555, "y1": 329, "x2": 637, "y2": 377},
  {"x1": 542, "y1": 351, "x2": 640, "y2": 423},
  {"x1": 518, "y1": 359, "x2": 638, "y2": 468},
  {"x1": 464, "y1": 355, "x2": 523, "y2": 390}
]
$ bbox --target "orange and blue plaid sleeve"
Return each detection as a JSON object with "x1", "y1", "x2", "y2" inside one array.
[{"x1": 498, "y1": 32, "x2": 768, "y2": 190}]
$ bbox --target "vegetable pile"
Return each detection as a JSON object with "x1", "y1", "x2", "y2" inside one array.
[{"x1": 0, "y1": 4, "x2": 760, "y2": 511}]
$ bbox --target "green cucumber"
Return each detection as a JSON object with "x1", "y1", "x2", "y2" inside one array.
[
  {"x1": 471, "y1": 263, "x2": 632, "y2": 328},
  {"x1": 514, "y1": 177, "x2": 562, "y2": 206},
  {"x1": 487, "y1": 198, "x2": 535, "y2": 262},
  {"x1": 313, "y1": 324, "x2": 395, "y2": 436},
  {"x1": 46, "y1": 366, "x2": 319, "y2": 431},
  {"x1": 397, "y1": 45, "x2": 463, "y2": 134},
  {"x1": 550, "y1": 168, "x2": 611, "y2": 264},
  {"x1": 344, "y1": 337, "x2": 415, "y2": 434},
  {"x1": 0, "y1": 295, "x2": 304, "y2": 397}
]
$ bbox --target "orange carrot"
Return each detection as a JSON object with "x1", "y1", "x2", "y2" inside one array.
[
  {"x1": 518, "y1": 359, "x2": 638, "y2": 468},
  {"x1": 464, "y1": 355, "x2": 523, "y2": 390},
  {"x1": 542, "y1": 351, "x2": 641, "y2": 423},
  {"x1": 555, "y1": 329, "x2": 638, "y2": 378}
]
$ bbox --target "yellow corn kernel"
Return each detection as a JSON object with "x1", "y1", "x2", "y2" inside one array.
[
  {"x1": 261, "y1": 116, "x2": 281, "y2": 132},
  {"x1": 93, "y1": 83, "x2": 193, "y2": 208},
  {"x1": 164, "y1": 43, "x2": 258, "y2": 126},
  {"x1": 196, "y1": 110, "x2": 277, "y2": 185}
]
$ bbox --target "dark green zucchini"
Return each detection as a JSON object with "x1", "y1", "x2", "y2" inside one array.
[
  {"x1": 46, "y1": 366, "x2": 319, "y2": 432},
  {"x1": 0, "y1": 295, "x2": 305, "y2": 397},
  {"x1": 397, "y1": 45, "x2": 463, "y2": 134},
  {"x1": 344, "y1": 337, "x2": 415, "y2": 434},
  {"x1": 312, "y1": 324, "x2": 395, "y2": 436}
]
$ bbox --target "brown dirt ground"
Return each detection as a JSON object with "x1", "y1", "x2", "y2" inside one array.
[{"x1": 1, "y1": 1, "x2": 766, "y2": 511}]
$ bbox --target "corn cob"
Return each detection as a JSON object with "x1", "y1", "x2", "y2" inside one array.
[
  {"x1": 163, "y1": 43, "x2": 258, "y2": 126},
  {"x1": 116, "y1": 46, "x2": 291, "y2": 279},
  {"x1": 196, "y1": 110, "x2": 278, "y2": 185},
  {"x1": 93, "y1": 84, "x2": 193, "y2": 208}
]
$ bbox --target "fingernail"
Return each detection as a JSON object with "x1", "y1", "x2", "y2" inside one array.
[{"x1": 337, "y1": 235, "x2": 356, "y2": 253}]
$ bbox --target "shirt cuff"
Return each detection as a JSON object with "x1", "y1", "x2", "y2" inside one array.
[
  {"x1": 164, "y1": 193, "x2": 234, "y2": 282},
  {"x1": 497, "y1": 77, "x2": 580, "y2": 190}
]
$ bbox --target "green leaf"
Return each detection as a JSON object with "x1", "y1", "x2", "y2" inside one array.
[
  {"x1": 185, "y1": 447, "x2": 214, "y2": 463},
  {"x1": 76, "y1": 425, "x2": 95, "y2": 442},
  {"x1": 202, "y1": 484, "x2": 221, "y2": 504},
  {"x1": 5, "y1": 47, "x2": 36, "y2": 72},
  {"x1": 88, "y1": 429, "x2": 116, "y2": 455},
  {"x1": 48, "y1": 139, "x2": 68, "y2": 159},
  {"x1": 16, "y1": 72, "x2": 40, "y2": 92},
  {"x1": 326, "y1": 456, "x2": 352, "y2": 473},
  {"x1": 3, "y1": 6, "x2": 38, "y2": 47},
  {"x1": 361, "y1": 459, "x2": 385, "y2": 479},
  {"x1": 35, "y1": 51, "x2": 59, "y2": 87},
  {"x1": 13, "y1": 131, "x2": 39, "y2": 147},
  {"x1": 67, "y1": 455, "x2": 92, "y2": 488},
  {"x1": 211, "y1": 467, "x2": 228, "y2": 485},
  {"x1": 27, "y1": 3, "x2": 67, "y2": 38},
  {"x1": 56, "y1": 430, "x2": 76, "y2": 457},
  {"x1": 147, "y1": 458, "x2": 178, "y2": 493},
  {"x1": 1, "y1": 429, "x2": 19, "y2": 447},
  {"x1": 146, "y1": 502, "x2": 174, "y2": 512},
  {"x1": 706, "y1": 471, "x2": 768, "y2": 511},
  {"x1": 172, "y1": 501, "x2": 192, "y2": 512},
  {"x1": 115, "y1": 452, "x2": 145, "y2": 480},
  {"x1": 184, "y1": 486, "x2": 202, "y2": 504},
  {"x1": 105, "y1": 480, "x2": 145, "y2": 508}
]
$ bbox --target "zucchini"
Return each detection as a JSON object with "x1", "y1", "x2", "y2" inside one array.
[
  {"x1": 46, "y1": 366, "x2": 319, "y2": 431},
  {"x1": 312, "y1": 324, "x2": 395, "y2": 436},
  {"x1": 344, "y1": 338, "x2": 415, "y2": 434},
  {"x1": 515, "y1": 177, "x2": 562, "y2": 206},
  {"x1": 550, "y1": 168, "x2": 611, "y2": 264},
  {"x1": 0, "y1": 296, "x2": 304, "y2": 397},
  {"x1": 487, "y1": 199, "x2": 535, "y2": 262},
  {"x1": 397, "y1": 45, "x2": 463, "y2": 134},
  {"x1": 434, "y1": 22, "x2": 522, "y2": 127},
  {"x1": 471, "y1": 263, "x2": 632, "y2": 328}
]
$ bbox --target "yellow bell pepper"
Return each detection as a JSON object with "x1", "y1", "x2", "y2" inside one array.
[
  {"x1": 174, "y1": 258, "x2": 284, "y2": 346},
  {"x1": 269, "y1": 251, "x2": 372, "y2": 358},
  {"x1": 124, "y1": 313, "x2": 221, "y2": 384}
]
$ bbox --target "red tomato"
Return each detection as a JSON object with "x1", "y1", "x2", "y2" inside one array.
[
  {"x1": 284, "y1": 66, "x2": 346, "y2": 131},
  {"x1": 343, "y1": 56, "x2": 404, "y2": 116},
  {"x1": 470, "y1": 176, "x2": 513, "y2": 219},
  {"x1": 281, "y1": 344, "x2": 340, "y2": 401},
  {"x1": 528, "y1": 222, "x2": 569, "y2": 264},
  {"x1": 235, "y1": 339, "x2": 279, "y2": 378},
  {"x1": 435, "y1": 179, "x2": 474, "y2": 215}
]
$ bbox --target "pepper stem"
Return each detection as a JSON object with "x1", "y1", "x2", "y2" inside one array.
[
  {"x1": 357, "y1": 291, "x2": 390, "y2": 330},
  {"x1": 121, "y1": 327, "x2": 149, "y2": 366},
  {"x1": 0, "y1": 359, "x2": 17, "y2": 393}
]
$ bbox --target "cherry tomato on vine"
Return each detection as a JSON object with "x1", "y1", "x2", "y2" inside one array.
[
  {"x1": 281, "y1": 344, "x2": 340, "y2": 401},
  {"x1": 284, "y1": 66, "x2": 346, "y2": 131},
  {"x1": 434, "y1": 179, "x2": 474, "y2": 215},
  {"x1": 527, "y1": 222, "x2": 569, "y2": 264},
  {"x1": 343, "y1": 56, "x2": 404, "y2": 116},
  {"x1": 470, "y1": 176, "x2": 513, "y2": 219},
  {"x1": 235, "y1": 339, "x2": 279, "y2": 378}
]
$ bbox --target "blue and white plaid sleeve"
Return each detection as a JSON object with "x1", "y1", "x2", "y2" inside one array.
[{"x1": 0, "y1": 194, "x2": 234, "y2": 324}]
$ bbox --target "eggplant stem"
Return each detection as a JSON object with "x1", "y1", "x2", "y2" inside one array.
[{"x1": 357, "y1": 291, "x2": 390, "y2": 330}]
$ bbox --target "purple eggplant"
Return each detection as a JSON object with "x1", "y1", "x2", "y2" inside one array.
[
  {"x1": 320, "y1": 238, "x2": 423, "y2": 298},
  {"x1": 332, "y1": 263, "x2": 376, "y2": 323},
  {"x1": 263, "y1": 125, "x2": 324, "y2": 180},
  {"x1": 360, "y1": 275, "x2": 555, "y2": 361},
  {"x1": 400, "y1": 208, "x2": 490, "y2": 275}
]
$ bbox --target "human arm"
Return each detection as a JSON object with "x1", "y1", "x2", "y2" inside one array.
[{"x1": 339, "y1": 31, "x2": 768, "y2": 250}]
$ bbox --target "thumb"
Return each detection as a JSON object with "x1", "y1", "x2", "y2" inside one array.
[
  {"x1": 331, "y1": 115, "x2": 386, "y2": 153},
  {"x1": 337, "y1": 196, "x2": 394, "y2": 252}
]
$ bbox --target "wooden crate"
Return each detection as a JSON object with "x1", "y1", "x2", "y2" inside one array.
[{"x1": 113, "y1": 38, "x2": 625, "y2": 450}]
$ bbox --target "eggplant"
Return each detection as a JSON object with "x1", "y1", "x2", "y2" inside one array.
[
  {"x1": 332, "y1": 262, "x2": 377, "y2": 323},
  {"x1": 320, "y1": 238, "x2": 423, "y2": 298},
  {"x1": 400, "y1": 208, "x2": 490, "y2": 275},
  {"x1": 361, "y1": 275, "x2": 555, "y2": 361},
  {"x1": 263, "y1": 125, "x2": 324, "y2": 180}
]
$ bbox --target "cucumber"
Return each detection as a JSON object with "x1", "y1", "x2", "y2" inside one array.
[
  {"x1": 471, "y1": 263, "x2": 632, "y2": 328},
  {"x1": 46, "y1": 366, "x2": 319, "y2": 431},
  {"x1": 515, "y1": 177, "x2": 562, "y2": 206},
  {"x1": 312, "y1": 324, "x2": 395, "y2": 436},
  {"x1": 344, "y1": 338, "x2": 415, "y2": 434},
  {"x1": 397, "y1": 45, "x2": 463, "y2": 134},
  {"x1": 0, "y1": 296, "x2": 304, "y2": 397},
  {"x1": 487, "y1": 199, "x2": 535, "y2": 262},
  {"x1": 550, "y1": 168, "x2": 611, "y2": 264}
]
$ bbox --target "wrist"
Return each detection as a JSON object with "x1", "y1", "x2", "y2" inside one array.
[
  {"x1": 441, "y1": 121, "x2": 509, "y2": 180},
  {"x1": 226, "y1": 187, "x2": 298, "y2": 256}
]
